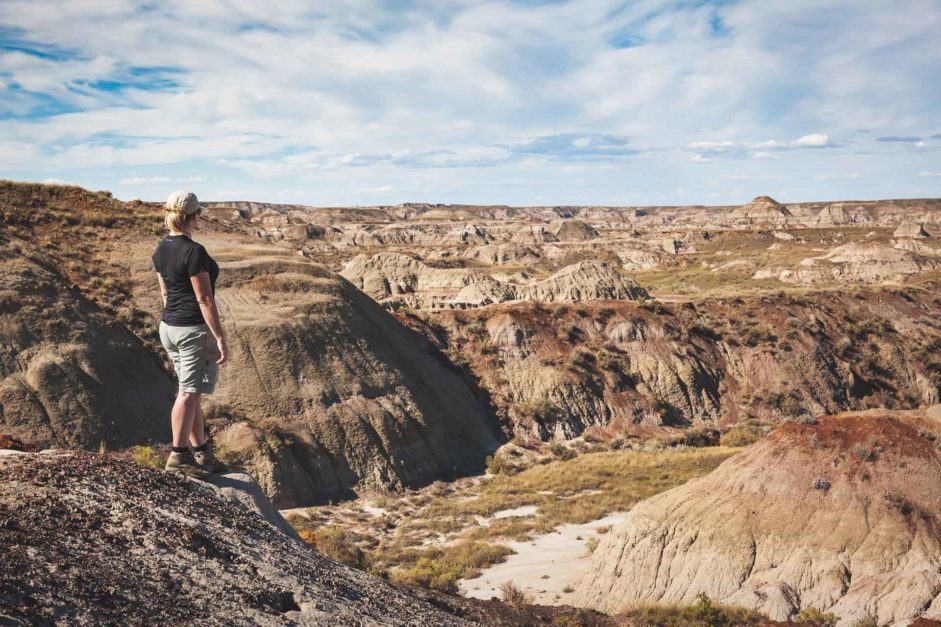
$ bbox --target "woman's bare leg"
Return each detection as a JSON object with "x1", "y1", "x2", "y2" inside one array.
[
  {"x1": 189, "y1": 400, "x2": 206, "y2": 448},
  {"x1": 171, "y1": 391, "x2": 201, "y2": 448}
]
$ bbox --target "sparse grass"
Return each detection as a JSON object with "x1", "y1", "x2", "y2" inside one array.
[
  {"x1": 796, "y1": 607, "x2": 838, "y2": 626},
  {"x1": 329, "y1": 446, "x2": 742, "y2": 594},
  {"x1": 298, "y1": 526, "x2": 367, "y2": 570},
  {"x1": 622, "y1": 593, "x2": 768, "y2": 626},
  {"x1": 424, "y1": 447, "x2": 739, "y2": 536},
  {"x1": 132, "y1": 446, "x2": 164, "y2": 470},
  {"x1": 387, "y1": 541, "x2": 514, "y2": 594},
  {"x1": 248, "y1": 274, "x2": 316, "y2": 293}
]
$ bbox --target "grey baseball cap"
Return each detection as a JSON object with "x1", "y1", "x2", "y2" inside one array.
[{"x1": 165, "y1": 190, "x2": 206, "y2": 215}]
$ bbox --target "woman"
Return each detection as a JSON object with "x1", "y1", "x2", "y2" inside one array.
[{"x1": 152, "y1": 190, "x2": 228, "y2": 478}]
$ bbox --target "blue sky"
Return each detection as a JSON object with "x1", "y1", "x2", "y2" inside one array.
[{"x1": 1, "y1": 0, "x2": 939, "y2": 206}]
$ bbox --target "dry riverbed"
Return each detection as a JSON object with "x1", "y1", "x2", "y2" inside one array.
[{"x1": 460, "y1": 511, "x2": 629, "y2": 604}]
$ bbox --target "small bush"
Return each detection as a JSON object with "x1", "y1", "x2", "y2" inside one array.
[
  {"x1": 548, "y1": 441, "x2": 577, "y2": 461},
  {"x1": 486, "y1": 452, "x2": 516, "y2": 475},
  {"x1": 743, "y1": 325, "x2": 777, "y2": 347},
  {"x1": 298, "y1": 527, "x2": 366, "y2": 570},
  {"x1": 812, "y1": 478, "x2": 831, "y2": 490},
  {"x1": 719, "y1": 426, "x2": 763, "y2": 447},
  {"x1": 499, "y1": 580, "x2": 533, "y2": 605},
  {"x1": 133, "y1": 446, "x2": 164, "y2": 470},
  {"x1": 522, "y1": 397, "x2": 556, "y2": 423},
  {"x1": 585, "y1": 536, "x2": 599, "y2": 555},
  {"x1": 852, "y1": 443, "x2": 876, "y2": 461},
  {"x1": 796, "y1": 607, "x2": 837, "y2": 626},
  {"x1": 885, "y1": 493, "x2": 913, "y2": 515}
]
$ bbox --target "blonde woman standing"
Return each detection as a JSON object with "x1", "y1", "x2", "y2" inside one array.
[{"x1": 152, "y1": 191, "x2": 228, "y2": 478}]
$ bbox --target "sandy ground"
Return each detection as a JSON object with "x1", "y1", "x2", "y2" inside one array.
[{"x1": 459, "y1": 511, "x2": 628, "y2": 604}]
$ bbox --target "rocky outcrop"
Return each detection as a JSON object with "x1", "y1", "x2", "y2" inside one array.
[
  {"x1": 0, "y1": 243, "x2": 173, "y2": 449},
  {"x1": 515, "y1": 261, "x2": 648, "y2": 303},
  {"x1": 730, "y1": 196, "x2": 794, "y2": 226},
  {"x1": 463, "y1": 243, "x2": 541, "y2": 266},
  {"x1": 813, "y1": 202, "x2": 874, "y2": 226},
  {"x1": 548, "y1": 219, "x2": 598, "y2": 241},
  {"x1": 343, "y1": 254, "x2": 648, "y2": 309},
  {"x1": 777, "y1": 243, "x2": 941, "y2": 284},
  {"x1": 894, "y1": 222, "x2": 931, "y2": 238},
  {"x1": 0, "y1": 450, "x2": 466, "y2": 626},
  {"x1": 576, "y1": 409, "x2": 941, "y2": 625}
]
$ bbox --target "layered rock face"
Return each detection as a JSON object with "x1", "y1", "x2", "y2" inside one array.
[
  {"x1": 779, "y1": 242, "x2": 941, "y2": 284},
  {"x1": 0, "y1": 243, "x2": 173, "y2": 449},
  {"x1": 410, "y1": 290, "x2": 941, "y2": 440},
  {"x1": 576, "y1": 408, "x2": 941, "y2": 625},
  {"x1": 342, "y1": 253, "x2": 648, "y2": 309},
  {"x1": 730, "y1": 196, "x2": 794, "y2": 226},
  {"x1": 895, "y1": 221, "x2": 931, "y2": 238},
  {"x1": 204, "y1": 242, "x2": 502, "y2": 506},
  {"x1": 0, "y1": 450, "x2": 466, "y2": 626}
]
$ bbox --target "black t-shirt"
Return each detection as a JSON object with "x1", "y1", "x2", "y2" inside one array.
[{"x1": 152, "y1": 235, "x2": 219, "y2": 326}]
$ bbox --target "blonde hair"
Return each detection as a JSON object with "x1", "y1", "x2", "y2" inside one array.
[{"x1": 164, "y1": 207, "x2": 197, "y2": 234}]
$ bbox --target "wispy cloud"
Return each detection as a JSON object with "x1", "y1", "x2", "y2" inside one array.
[
  {"x1": 0, "y1": 1, "x2": 939, "y2": 205},
  {"x1": 877, "y1": 135, "x2": 922, "y2": 143}
]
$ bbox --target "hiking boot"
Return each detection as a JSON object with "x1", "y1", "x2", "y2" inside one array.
[
  {"x1": 193, "y1": 446, "x2": 227, "y2": 473},
  {"x1": 165, "y1": 450, "x2": 210, "y2": 479}
]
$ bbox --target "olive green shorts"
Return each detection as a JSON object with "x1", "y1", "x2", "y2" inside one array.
[{"x1": 158, "y1": 321, "x2": 219, "y2": 394}]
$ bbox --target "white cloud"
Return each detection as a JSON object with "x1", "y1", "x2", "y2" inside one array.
[
  {"x1": 792, "y1": 134, "x2": 831, "y2": 147},
  {"x1": 753, "y1": 139, "x2": 782, "y2": 149}
]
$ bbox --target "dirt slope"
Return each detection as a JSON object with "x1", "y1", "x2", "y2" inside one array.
[
  {"x1": 0, "y1": 450, "x2": 467, "y2": 626},
  {"x1": 0, "y1": 234, "x2": 173, "y2": 449},
  {"x1": 199, "y1": 239, "x2": 503, "y2": 507},
  {"x1": 576, "y1": 408, "x2": 941, "y2": 624}
]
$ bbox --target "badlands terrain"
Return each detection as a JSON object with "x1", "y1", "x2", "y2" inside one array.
[{"x1": 2, "y1": 180, "x2": 941, "y2": 624}]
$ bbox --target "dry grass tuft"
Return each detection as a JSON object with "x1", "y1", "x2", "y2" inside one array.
[{"x1": 499, "y1": 580, "x2": 533, "y2": 605}]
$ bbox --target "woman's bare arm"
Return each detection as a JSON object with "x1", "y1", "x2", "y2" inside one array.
[
  {"x1": 191, "y1": 271, "x2": 228, "y2": 364},
  {"x1": 156, "y1": 273, "x2": 168, "y2": 307}
]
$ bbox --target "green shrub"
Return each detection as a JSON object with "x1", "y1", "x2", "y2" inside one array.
[
  {"x1": 389, "y1": 541, "x2": 513, "y2": 593},
  {"x1": 719, "y1": 425, "x2": 764, "y2": 447},
  {"x1": 133, "y1": 446, "x2": 164, "y2": 470}
]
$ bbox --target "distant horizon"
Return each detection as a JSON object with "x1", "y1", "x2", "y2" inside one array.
[
  {"x1": 7, "y1": 177, "x2": 941, "y2": 210},
  {"x1": 2, "y1": 1, "x2": 939, "y2": 206}
]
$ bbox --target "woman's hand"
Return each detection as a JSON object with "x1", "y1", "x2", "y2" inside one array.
[{"x1": 216, "y1": 335, "x2": 228, "y2": 365}]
